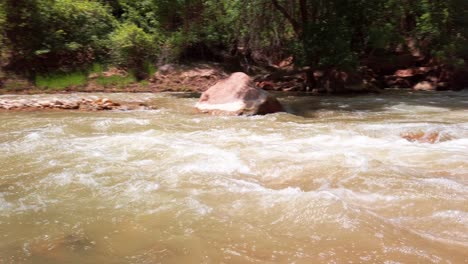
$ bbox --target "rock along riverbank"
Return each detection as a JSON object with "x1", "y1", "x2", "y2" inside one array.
[{"x1": 0, "y1": 97, "x2": 153, "y2": 111}]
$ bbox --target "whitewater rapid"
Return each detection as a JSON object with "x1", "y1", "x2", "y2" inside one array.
[{"x1": 0, "y1": 91, "x2": 467, "y2": 263}]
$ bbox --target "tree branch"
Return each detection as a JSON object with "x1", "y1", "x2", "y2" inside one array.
[
  {"x1": 271, "y1": 0, "x2": 301, "y2": 35},
  {"x1": 299, "y1": 0, "x2": 308, "y2": 27}
]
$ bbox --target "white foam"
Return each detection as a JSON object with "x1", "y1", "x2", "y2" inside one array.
[
  {"x1": 93, "y1": 118, "x2": 150, "y2": 130},
  {"x1": 195, "y1": 101, "x2": 245, "y2": 112},
  {"x1": 423, "y1": 178, "x2": 467, "y2": 192},
  {"x1": 125, "y1": 180, "x2": 160, "y2": 194},
  {"x1": 44, "y1": 172, "x2": 73, "y2": 186},
  {"x1": 432, "y1": 210, "x2": 468, "y2": 223},
  {"x1": 324, "y1": 188, "x2": 400, "y2": 203},
  {"x1": 0, "y1": 194, "x2": 13, "y2": 212},
  {"x1": 225, "y1": 179, "x2": 304, "y2": 195},
  {"x1": 1, "y1": 92, "x2": 468, "y2": 259},
  {"x1": 40, "y1": 172, "x2": 99, "y2": 188},
  {"x1": 25, "y1": 132, "x2": 41, "y2": 141},
  {"x1": 385, "y1": 103, "x2": 450, "y2": 113},
  {"x1": 175, "y1": 147, "x2": 251, "y2": 175},
  {"x1": 183, "y1": 197, "x2": 212, "y2": 216}
]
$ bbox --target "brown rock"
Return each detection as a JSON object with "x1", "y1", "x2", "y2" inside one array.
[
  {"x1": 0, "y1": 98, "x2": 150, "y2": 112},
  {"x1": 195, "y1": 72, "x2": 284, "y2": 115},
  {"x1": 151, "y1": 63, "x2": 228, "y2": 91},
  {"x1": 88, "y1": 73, "x2": 100, "y2": 79},
  {"x1": 94, "y1": 98, "x2": 120, "y2": 110},
  {"x1": 102, "y1": 67, "x2": 127, "y2": 77},
  {"x1": 157, "y1": 64, "x2": 176, "y2": 75},
  {"x1": 413, "y1": 81, "x2": 436, "y2": 91},
  {"x1": 385, "y1": 76, "x2": 412, "y2": 88},
  {"x1": 323, "y1": 69, "x2": 371, "y2": 93},
  {"x1": 182, "y1": 69, "x2": 216, "y2": 79},
  {"x1": 394, "y1": 67, "x2": 432, "y2": 78},
  {"x1": 363, "y1": 54, "x2": 419, "y2": 75},
  {"x1": 256, "y1": 81, "x2": 276, "y2": 90},
  {"x1": 395, "y1": 69, "x2": 416, "y2": 78},
  {"x1": 401, "y1": 131, "x2": 440, "y2": 144},
  {"x1": 277, "y1": 56, "x2": 294, "y2": 68}
]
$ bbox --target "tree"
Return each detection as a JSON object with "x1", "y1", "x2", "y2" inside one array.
[
  {"x1": 0, "y1": 2, "x2": 6, "y2": 56},
  {"x1": 0, "y1": 0, "x2": 465, "y2": 84},
  {"x1": 3, "y1": 0, "x2": 116, "y2": 75},
  {"x1": 0, "y1": 2, "x2": 5, "y2": 49}
]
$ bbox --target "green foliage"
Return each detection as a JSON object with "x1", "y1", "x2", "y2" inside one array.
[
  {"x1": 95, "y1": 74, "x2": 137, "y2": 88},
  {"x1": 4, "y1": 0, "x2": 116, "y2": 74},
  {"x1": 367, "y1": 23, "x2": 402, "y2": 50},
  {"x1": 426, "y1": 0, "x2": 467, "y2": 65},
  {"x1": 0, "y1": 2, "x2": 5, "y2": 47},
  {"x1": 163, "y1": 30, "x2": 199, "y2": 61},
  {"x1": 35, "y1": 72, "x2": 87, "y2": 90},
  {"x1": 109, "y1": 23, "x2": 159, "y2": 79},
  {"x1": 0, "y1": 0, "x2": 466, "y2": 79},
  {"x1": 272, "y1": 0, "x2": 467, "y2": 69},
  {"x1": 299, "y1": 19, "x2": 357, "y2": 68},
  {"x1": 90, "y1": 63, "x2": 105, "y2": 75},
  {"x1": 144, "y1": 62, "x2": 157, "y2": 77},
  {"x1": 117, "y1": 0, "x2": 161, "y2": 34}
]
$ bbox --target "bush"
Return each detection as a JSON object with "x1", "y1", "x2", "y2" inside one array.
[
  {"x1": 4, "y1": 0, "x2": 116, "y2": 75},
  {"x1": 35, "y1": 72, "x2": 87, "y2": 90},
  {"x1": 109, "y1": 23, "x2": 160, "y2": 80},
  {"x1": 95, "y1": 74, "x2": 137, "y2": 88}
]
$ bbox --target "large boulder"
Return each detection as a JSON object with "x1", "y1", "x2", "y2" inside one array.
[{"x1": 195, "y1": 72, "x2": 284, "y2": 115}]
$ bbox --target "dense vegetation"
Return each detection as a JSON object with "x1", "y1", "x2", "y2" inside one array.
[{"x1": 0, "y1": 0, "x2": 467, "y2": 90}]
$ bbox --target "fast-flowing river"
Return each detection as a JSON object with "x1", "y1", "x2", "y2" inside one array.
[{"x1": 0, "y1": 91, "x2": 467, "y2": 263}]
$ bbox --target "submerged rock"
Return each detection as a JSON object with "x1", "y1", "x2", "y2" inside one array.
[
  {"x1": 195, "y1": 72, "x2": 284, "y2": 115},
  {"x1": 384, "y1": 65, "x2": 467, "y2": 90},
  {"x1": 29, "y1": 233, "x2": 95, "y2": 261},
  {"x1": 401, "y1": 131, "x2": 440, "y2": 144}
]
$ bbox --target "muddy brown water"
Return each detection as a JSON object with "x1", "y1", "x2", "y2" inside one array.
[{"x1": 0, "y1": 91, "x2": 467, "y2": 263}]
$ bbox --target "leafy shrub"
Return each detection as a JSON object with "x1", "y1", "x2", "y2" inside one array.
[
  {"x1": 95, "y1": 74, "x2": 137, "y2": 88},
  {"x1": 89, "y1": 63, "x2": 105, "y2": 76},
  {"x1": 35, "y1": 72, "x2": 87, "y2": 90},
  {"x1": 4, "y1": 0, "x2": 116, "y2": 74},
  {"x1": 109, "y1": 23, "x2": 160, "y2": 79}
]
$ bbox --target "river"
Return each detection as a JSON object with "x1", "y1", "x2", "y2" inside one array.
[{"x1": 0, "y1": 91, "x2": 467, "y2": 263}]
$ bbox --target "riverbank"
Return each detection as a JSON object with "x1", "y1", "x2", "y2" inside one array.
[
  {"x1": 2, "y1": 62, "x2": 466, "y2": 96},
  {"x1": 0, "y1": 63, "x2": 226, "y2": 95}
]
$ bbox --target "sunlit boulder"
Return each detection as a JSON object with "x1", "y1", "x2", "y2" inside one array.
[{"x1": 195, "y1": 72, "x2": 284, "y2": 115}]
